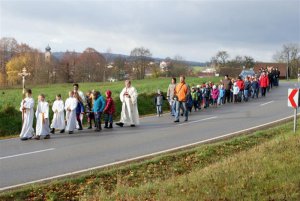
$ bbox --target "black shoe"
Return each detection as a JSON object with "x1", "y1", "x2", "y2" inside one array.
[
  {"x1": 69, "y1": 131, "x2": 74, "y2": 134},
  {"x1": 109, "y1": 123, "x2": 113, "y2": 129},
  {"x1": 34, "y1": 135, "x2": 40, "y2": 140},
  {"x1": 116, "y1": 122, "x2": 124, "y2": 127},
  {"x1": 50, "y1": 128, "x2": 55, "y2": 134},
  {"x1": 44, "y1": 135, "x2": 50, "y2": 139},
  {"x1": 174, "y1": 120, "x2": 180, "y2": 123},
  {"x1": 20, "y1": 137, "x2": 28, "y2": 141},
  {"x1": 130, "y1": 124, "x2": 135, "y2": 127},
  {"x1": 78, "y1": 127, "x2": 83, "y2": 130},
  {"x1": 104, "y1": 122, "x2": 109, "y2": 129},
  {"x1": 185, "y1": 119, "x2": 188, "y2": 122},
  {"x1": 87, "y1": 126, "x2": 92, "y2": 129},
  {"x1": 60, "y1": 129, "x2": 65, "y2": 133}
]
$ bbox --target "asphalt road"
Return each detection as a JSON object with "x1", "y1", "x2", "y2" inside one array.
[{"x1": 0, "y1": 82, "x2": 299, "y2": 190}]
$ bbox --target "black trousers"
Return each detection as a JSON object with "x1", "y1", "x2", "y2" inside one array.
[
  {"x1": 225, "y1": 90, "x2": 231, "y2": 103},
  {"x1": 261, "y1": 87, "x2": 267, "y2": 97}
]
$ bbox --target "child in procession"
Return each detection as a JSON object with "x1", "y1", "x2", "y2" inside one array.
[
  {"x1": 20, "y1": 89, "x2": 35, "y2": 141},
  {"x1": 50, "y1": 94, "x2": 65, "y2": 134},
  {"x1": 85, "y1": 91, "x2": 95, "y2": 129},
  {"x1": 34, "y1": 94, "x2": 50, "y2": 140},
  {"x1": 211, "y1": 85, "x2": 219, "y2": 107},
  {"x1": 103, "y1": 90, "x2": 116, "y2": 128},
  {"x1": 92, "y1": 91, "x2": 106, "y2": 132},
  {"x1": 191, "y1": 86, "x2": 198, "y2": 112},
  {"x1": 65, "y1": 91, "x2": 78, "y2": 134},
  {"x1": 154, "y1": 89, "x2": 165, "y2": 117},
  {"x1": 233, "y1": 82, "x2": 240, "y2": 103}
]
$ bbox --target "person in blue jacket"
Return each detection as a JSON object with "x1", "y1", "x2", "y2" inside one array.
[{"x1": 92, "y1": 91, "x2": 106, "y2": 132}]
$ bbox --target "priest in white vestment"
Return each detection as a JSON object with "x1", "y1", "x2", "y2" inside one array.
[
  {"x1": 50, "y1": 94, "x2": 65, "y2": 134},
  {"x1": 116, "y1": 80, "x2": 139, "y2": 127},
  {"x1": 20, "y1": 89, "x2": 35, "y2": 141},
  {"x1": 34, "y1": 94, "x2": 51, "y2": 140},
  {"x1": 65, "y1": 91, "x2": 78, "y2": 134}
]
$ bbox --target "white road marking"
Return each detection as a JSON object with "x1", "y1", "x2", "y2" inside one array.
[
  {"x1": 1, "y1": 114, "x2": 297, "y2": 191},
  {"x1": 260, "y1": 100, "x2": 274, "y2": 106},
  {"x1": 177, "y1": 116, "x2": 218, "y2": 126},
  {"x1": 0, "y1": 148, "x2": 55, "y2": 160}
]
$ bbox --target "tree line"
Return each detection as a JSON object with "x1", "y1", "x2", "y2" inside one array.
[{"x1": 0, "y1": 37, "x2": 190, "y2": 87}]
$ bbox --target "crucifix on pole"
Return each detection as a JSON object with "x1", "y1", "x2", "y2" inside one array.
[{"x1": 18, "y1": 67, "x2": 31, "y2": 94}]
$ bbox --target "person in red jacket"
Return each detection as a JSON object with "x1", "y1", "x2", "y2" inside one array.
[
  {"x1": 103, "y1": 90, "x2": 116, "y2": 129},
  {"x1": 259, "y1": 71, "x2": 269, "y2": 97},
  {"x1": 236, "y1": 76, "x2": 245, "y2": 101}
]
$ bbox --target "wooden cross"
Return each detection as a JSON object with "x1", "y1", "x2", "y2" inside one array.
[{"x1": 18, "y1": 67, "x2": 30, "y2": 94}]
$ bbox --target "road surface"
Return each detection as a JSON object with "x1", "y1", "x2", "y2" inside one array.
[{"x1": 0, "y1": 82, "x2": 298, "y2": 190}]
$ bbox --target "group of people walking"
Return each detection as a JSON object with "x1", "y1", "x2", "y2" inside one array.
[
  {"x1": 161, "y1": 69, "x2": 277, "y2": 122},
  {"x1": 19, "y1": 69, "x2": 278, "y2": 141},
  {"x1": 19, "y1": 80, "x2": 139, "y2": 141}
]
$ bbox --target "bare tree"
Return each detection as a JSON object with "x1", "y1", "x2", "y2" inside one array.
[
  {"x1": 273, "y1": 43, "x2": 300, "y2": 79},
  {"x1": 129, "y1": 47, "x2": 152, "y2": 80}
]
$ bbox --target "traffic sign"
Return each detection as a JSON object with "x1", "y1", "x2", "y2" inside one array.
[{"x1": 288, "y1": 88, "x2": 299, "y2": 108}]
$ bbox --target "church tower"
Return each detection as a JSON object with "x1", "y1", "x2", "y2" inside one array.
[{"x1": 45, "y1": 44, "x2": 51, "y2": 63}]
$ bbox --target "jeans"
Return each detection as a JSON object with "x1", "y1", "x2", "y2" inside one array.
[
  {"x1": 244, "y1": 90, "x2": 249, "y2": 101},
  {"x1": 169, "y1": 99, "x2": 176, "y2": 116},
  {"x1": 252, "y1": 88, "x2": 259, "y2": 98},
  {"x1": 175, "y1": 101, "x2": 188, "y2": 121},
  {"x1": 156, "y1": 105, "x2": 162, "y2": 115},
  {"x1": 104, "y1": 113, "x2": 113, "y2": 123}
]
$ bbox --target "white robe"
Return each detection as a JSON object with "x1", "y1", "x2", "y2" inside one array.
[
  {"x1": 120, "y1": 86, "x2": 140, "y2": 125},
  {"x1": 65, "y1": 97, "x2": 78, "y2": 131},
  {"x1": 19, "y1": 97, "x2": 35, "y2": 138},
  {"x1": 35, "y1": 101, "x2": 51, "y2": 136},
  {"x1": 51, "y1": 100, "x2": 65, "y2": 130}
]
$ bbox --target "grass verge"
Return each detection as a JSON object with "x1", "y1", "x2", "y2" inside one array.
[{"x1": 1, "y1": 121, "x2": 299, "y2": 201}]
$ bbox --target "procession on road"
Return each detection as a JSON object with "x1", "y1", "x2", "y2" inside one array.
[{"x1": 19, "y1": 67, "x2": 279, "y2": 141}]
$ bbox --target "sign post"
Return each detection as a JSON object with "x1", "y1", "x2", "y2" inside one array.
[{"x1": 288, "y1": 88, "x2": 299, "y2": 133}]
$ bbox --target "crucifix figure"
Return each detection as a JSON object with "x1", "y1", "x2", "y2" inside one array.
[{"x1": 18, "y1": 67, "x2": 30, "y2": 94}]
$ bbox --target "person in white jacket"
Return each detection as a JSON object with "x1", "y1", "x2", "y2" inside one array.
[
  {"x1": 50, "y1": 94, "x2": 65, "y2": 134},
  {"x1": 34, "y1": 94, "x2": 51, "y2": 140},
  {"x1": 20, "y1": 89, "x2": 35, "y2": 141},
  {"x1": 65, "y1": 91, "x2": 78, "y2": 134}
]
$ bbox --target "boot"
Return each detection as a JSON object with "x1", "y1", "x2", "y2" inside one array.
[
  {"x1": 60, "y1": 129, "x2": 65, "y2": 133},
  {"x1": 109, "y1": 123, "x2": 113, "y2": 129},
  {"x1": 50, "y1": 128, "x2": 55, "y2": 134},
  {"x1": 104, "y1": 122, "x2": 109, "y2": 129}
]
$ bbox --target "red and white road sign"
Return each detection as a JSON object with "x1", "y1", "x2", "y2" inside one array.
[{"x1": 288, "y1": 88, "x2": 299, "y2": 108}]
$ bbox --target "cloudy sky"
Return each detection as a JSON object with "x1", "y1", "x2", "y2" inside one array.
[{"x1": 0, "y1": 0, "x2": 299, "y2": 62}]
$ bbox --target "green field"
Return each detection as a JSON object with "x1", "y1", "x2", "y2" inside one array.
[
  {"x1": 0, "y1": 121, "x2": 299, "y2": 200},
  {"x1": 0, "y1": 77, "x2": 219, "y2": 136}
]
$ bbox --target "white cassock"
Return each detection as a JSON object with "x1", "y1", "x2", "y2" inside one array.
[
  {"x1": 35, "y1": 101, "x2": 51, "y2": 136},
  {"x1": 51, "y1": 100, "x2": 65, "y2": 130},
  {"x1": 65, "y1": 97, "x2": 78, "y2": 131},
  {"x1": 120, "y1": 86, "x2": 140, "y2": 125},
  {"x1": 19, "y1": 97, "x2": 35, "y2": 138}
]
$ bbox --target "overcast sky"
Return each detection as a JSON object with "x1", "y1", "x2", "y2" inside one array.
[{"x1": 1, "y1": 0, "x2": 299, "y2": 62}]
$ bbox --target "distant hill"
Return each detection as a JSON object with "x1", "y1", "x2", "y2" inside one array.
[{"x1": 52, "y1": 52, "x2": 206, "y2": 67}]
